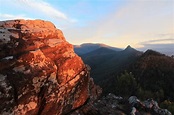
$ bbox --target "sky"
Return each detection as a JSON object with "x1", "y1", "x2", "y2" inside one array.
[{"x1": 0, "y1": 0, "x2": 174, "y2": 54}]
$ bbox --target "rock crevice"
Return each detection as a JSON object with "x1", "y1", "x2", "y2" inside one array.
[{"x1": 0, "y1": 19, "x2": 101, "y2": 115}]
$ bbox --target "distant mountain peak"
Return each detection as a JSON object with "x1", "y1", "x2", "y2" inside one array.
[
  {"x1": 122, "y1": 45, "x2": 143, "y2": 56},
  {"x1": 124, "y1": 45, "x2": 135, "y2": 51},
  {"x1": 125, "y1": 45, "x2": 133, "y2": 50},
  {"x1": 74, "y1": 43, "x2": 122, "y2": 55},
  {"x1": 126, "y1": 45, "x2": 131, "y2": 48},
  {"x1": 80, "y1": 43, "x2": 111, "y2": 47},
  {"x1": 143, "y1": 49, "x2": 164, "y2": 56}
]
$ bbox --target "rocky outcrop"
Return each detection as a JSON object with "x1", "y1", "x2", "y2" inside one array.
[
  {"x1": 128, "y1": 96, "x2": 172, "y2": 115},
  {"x1": 70, "y1": 93, "x2": 126, "y2": 115},
  {"x1": 71, "y1": 93, "x2": 172, "y2": 115},
  {"x1": 0, "y1": 19, "x2": 101, "y2": 115}
]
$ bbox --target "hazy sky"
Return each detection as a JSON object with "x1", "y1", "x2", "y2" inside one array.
[{"x1": 0, "y1": 0, "x2": 173, "y2": 50}]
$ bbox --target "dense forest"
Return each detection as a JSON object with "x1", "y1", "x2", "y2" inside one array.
[
  {"x1": 113, "y1": 50, "x2": 174, "y2": 113},
  {"x1": 75, "y1": 44, "x2": 174, "y2": 114}
]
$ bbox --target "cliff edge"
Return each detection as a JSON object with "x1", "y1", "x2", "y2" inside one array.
[{"x1": 0, "y1": 19, "x2": 101, "y2": 115}]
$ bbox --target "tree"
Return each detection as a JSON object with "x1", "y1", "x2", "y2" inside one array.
[{"x1": 115, "y1": 71, "x2": 137, "y2": 97}]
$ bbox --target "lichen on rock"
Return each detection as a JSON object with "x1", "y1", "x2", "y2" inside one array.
[{"x1": 0, "y1": 19, "x2": 101, "y2": 115}]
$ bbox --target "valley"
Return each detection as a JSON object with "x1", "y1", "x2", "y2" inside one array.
[{"x1": 75, "y1": 43, "x2": 174, "y2": 114}]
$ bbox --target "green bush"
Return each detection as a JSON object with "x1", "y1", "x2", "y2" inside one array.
[
  {"x1": 160, "y1": 100, "x2": 174, "y2": 114},
  {"x1": 115, "y1": 71, "x2": 137, "y2": 97}
]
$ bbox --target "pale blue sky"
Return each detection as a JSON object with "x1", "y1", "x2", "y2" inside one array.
[{"x1": 0, "y1": 0, "x2": 173, "y2": 52}]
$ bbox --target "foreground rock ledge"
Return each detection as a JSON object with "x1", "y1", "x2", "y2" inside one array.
[{"x1": 0, "y1": 19, "x2": 101, "y2": 115}]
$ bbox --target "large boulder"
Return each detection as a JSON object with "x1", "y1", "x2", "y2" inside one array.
[{"x1": 0, "y1": 19, "x2": 101, "y2": 115}]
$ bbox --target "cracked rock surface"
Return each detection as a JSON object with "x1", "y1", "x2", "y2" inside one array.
[{"x1": 0, "y1": 19, "x2": 101, "y2": 115}]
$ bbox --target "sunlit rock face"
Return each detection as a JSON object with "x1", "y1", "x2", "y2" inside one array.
[{"x1": 0, "y1": 19, "x2": 101, "y2": 115}]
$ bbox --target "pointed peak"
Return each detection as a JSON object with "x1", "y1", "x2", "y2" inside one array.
[
  {"x1": 127, "y1": 45, "x2": 131, "y2": 48},
  {"x1": 125, "y1": 45, "x2": 133, "y2": 50},
  {"x1": 123, "y1": 45, "x2": 141, "y2": 54}
]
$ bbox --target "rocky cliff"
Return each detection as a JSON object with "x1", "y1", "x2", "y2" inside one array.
[
  {"x1": 71, "y1": 93, "x2": 172, "y2": 115},
  {"x1": 0, "y1": 19, "x2": 101, "y2": 115}
]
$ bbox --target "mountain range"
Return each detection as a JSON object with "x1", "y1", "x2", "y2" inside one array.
[
  {"x1": 74, "y1": 43, "x2": 143, "y2": 83},
  {"x1": 74, "y1": 43, "x2": 122, "y2": 55},
  {"x1": 74, "y1": 43, "x2": 174, "y2": 105},
  {"x1": 0, "y1": 20, "x2": 173, "y2": 115}
]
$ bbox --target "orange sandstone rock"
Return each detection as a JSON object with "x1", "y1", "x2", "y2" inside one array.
[{"x1": 0, "y1": 19, "x2": 101, "y2": 115}]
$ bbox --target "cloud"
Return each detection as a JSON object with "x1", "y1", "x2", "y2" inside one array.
[
  {"x1": 64, "y1": 0, "x2": 174, "y2": 48},
  {"x1": 0, "y1": 0, "x2": 77, "y2": 28},
  {"x1": 137, "y1": 43, "x2": 174, "y2": 56},
  {"x1": 139, "y1": 38, "x2": 174, "y2": 45},
  {"x1": 137, "y1": 38, "x2": 174, "y2": 55},
  {"x1": 1, "y1": 0, "x2": 173, "y2": 48},
  {"x1": 15, "y1": 0, "x2": 68, "y2": 20},
  {"x1": 0, "y1": 14, "x2": 32, "y2": 20}
]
